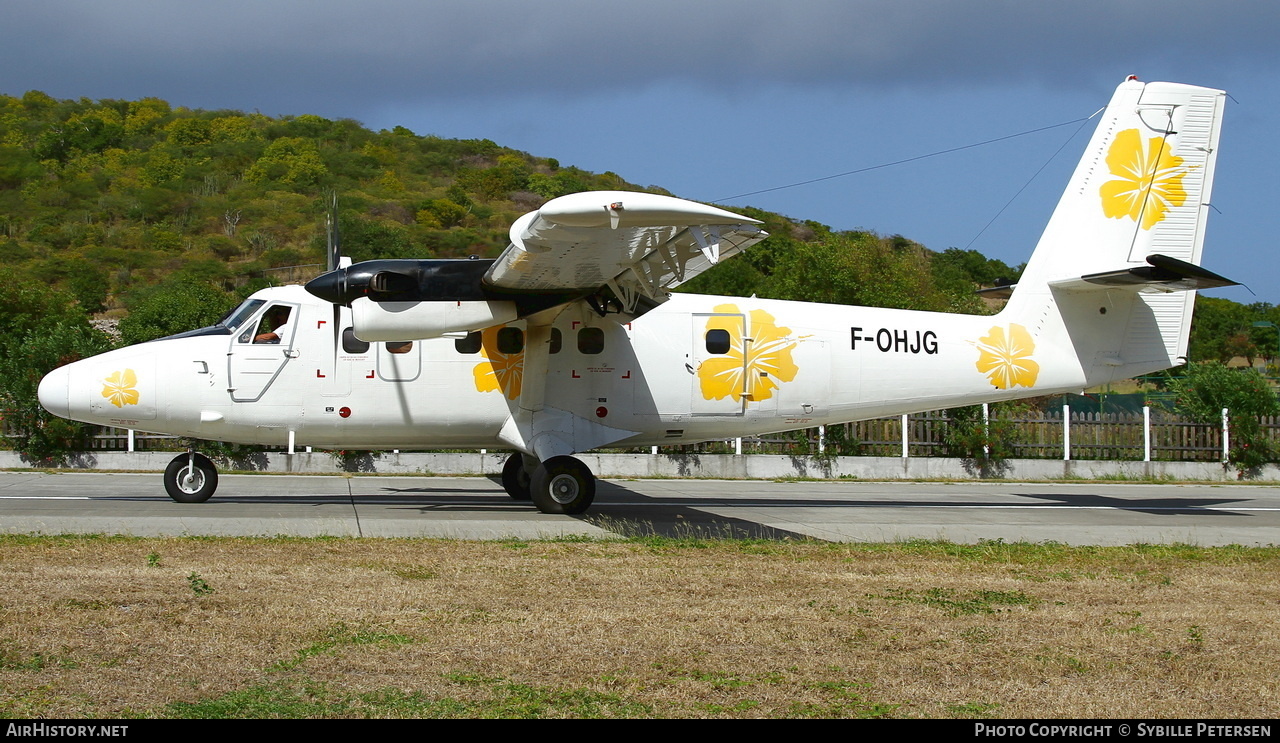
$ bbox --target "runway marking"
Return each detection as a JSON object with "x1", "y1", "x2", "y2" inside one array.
[
  {"x1": 1, "y1": 495, "x2": 1278, "y2": 512},
  {"x1": 607, "y1": 502, "x2": 1280, "y2": 512},
  {"x1": 0, "y1": 496, "x2": 95, "y2": 500}
]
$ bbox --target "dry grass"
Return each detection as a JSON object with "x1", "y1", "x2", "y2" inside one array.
[{"x1": 0, "y1": 535, "x2": 1277, "y2": 719}]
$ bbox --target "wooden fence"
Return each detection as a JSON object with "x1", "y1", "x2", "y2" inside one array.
[
  {"x1": 6, "y1": 408, "x2": 1280, "y2": 463},
  {"x1": 665, "y1": 408, "x2": 1279, "y2": 462}
]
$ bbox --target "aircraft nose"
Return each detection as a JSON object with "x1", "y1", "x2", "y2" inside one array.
[{"x1": 38, "y1": 365, "x2": 70, "y2": 419}]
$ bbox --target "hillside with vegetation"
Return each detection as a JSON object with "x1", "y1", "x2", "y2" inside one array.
[
  {"x1": 1, "y1": 90, "x2": 1276, "y2": 461},
  {"x1": 0, "y1": 90, "x2": 1016, "y2": 327}
]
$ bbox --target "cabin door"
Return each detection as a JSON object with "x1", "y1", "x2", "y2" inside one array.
[
  {"x1": 227, "y1": 302, "x2": 299, "y2": 402},
  {"x1": 690, "y1": 313, "x2": 746, "y2": 416}
]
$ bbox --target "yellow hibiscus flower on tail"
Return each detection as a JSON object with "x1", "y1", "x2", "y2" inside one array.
[
  {"x1": 1099, "y1": 129, "x2": 1189, "y2": 231},
  {"x1": 974, "y1": 325, "x2": 1039, "y2": 390}
]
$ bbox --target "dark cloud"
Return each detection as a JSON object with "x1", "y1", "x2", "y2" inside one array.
[{"x1": 4, "y1": 0, "x2": 1278, "y2": 112}]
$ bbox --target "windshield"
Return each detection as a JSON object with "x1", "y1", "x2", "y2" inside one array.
[{"x1": 219, "y1": 299, "x2": 266, "y2": 331}]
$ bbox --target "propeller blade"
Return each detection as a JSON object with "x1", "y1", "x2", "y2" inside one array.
[{"x1": 326, "y1": 191, "x2": 341, "y2": 273}]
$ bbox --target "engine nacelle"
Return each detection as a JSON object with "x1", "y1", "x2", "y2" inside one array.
[{"x1": 350, "y1": 297, "x2": 519, "y2": 342}]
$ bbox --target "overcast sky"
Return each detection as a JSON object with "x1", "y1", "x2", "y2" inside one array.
[{"x1": 4, "y1": 0, "x2": 1277, "y2": 303}]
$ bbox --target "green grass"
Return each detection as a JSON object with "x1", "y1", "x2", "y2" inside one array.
[
  {"x1": 266, "y1": 624, "x2": 413, "y2": 673},
  {"x1": 871, "y1": 587, "x2": 1040, "y2": 616},
  {"x1": 165, "y1": 674, "x2": 654, "y2": 719}
]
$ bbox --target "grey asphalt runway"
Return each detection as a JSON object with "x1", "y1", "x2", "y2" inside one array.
[{"x1": 1, "y1": 471, "x2": 1278, "y2": 546}]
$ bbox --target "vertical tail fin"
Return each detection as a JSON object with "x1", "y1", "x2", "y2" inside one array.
[{"x1": 1003, "y1": 78, "x2": 1229, "y2": 385}]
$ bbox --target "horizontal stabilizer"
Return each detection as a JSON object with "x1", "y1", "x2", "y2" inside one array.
[
  {"x1": 974, "y1": 281, "x2": 1017, "y2": 300},
  {"x1": 1047, "y1": 254, "x2": 1238, "y2": 293}
]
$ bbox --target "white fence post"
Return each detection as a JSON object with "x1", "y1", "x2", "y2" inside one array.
[
  {"x1": 982, "y1": 403, "x2": 990, "y2": 458},
  {"x1": 817, "y1": 425, "x2": 825, "y2": 454},
  {"x1": 1063, "y1": 404, "x2": 1071, "y2": 461},
  {"x1": 651, "y1": 446, "x2": 658, "y2": 455},
  {"x1": 1222, "y1": 407, "x2": 1230, "y2": 463},
  {"x1": 901, "y1": 413, "x2": 909, "y2": 458},
  {"x1": 735, "y1": 437, "x2": 742, "y2": 456},
  {"x1": 1143, "y1": 406, "x2": 1151, "y2": 462},
  {"x1": 126, "y1": 428, "x2": 135, "y2": 453}
]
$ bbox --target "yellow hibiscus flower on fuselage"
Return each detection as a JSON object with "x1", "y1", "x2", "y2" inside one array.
[
  {"x1": 974, "y1": 324, "x2": 1038, "y2": 390},
  {"x1": 472, "y1": 326, "x2": 523, "y2": 400},
  {"x1": 697, "y1": 304, "x2": 799, "y2": 403}
]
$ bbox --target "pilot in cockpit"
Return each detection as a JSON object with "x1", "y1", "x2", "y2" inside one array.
[{"x1": 253, "y1": 306, "x2": 293, "y2": 344}]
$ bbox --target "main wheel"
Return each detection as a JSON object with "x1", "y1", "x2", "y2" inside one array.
[
  {"x1": 501, "y1": 452, "x2": 532, "y2": 501},
  {"x1": 530, "y1": 456, "x2": 596, "y2": 515},
  {"x1": 163, "y1": 452, "x2": 218, "y2": 503}
]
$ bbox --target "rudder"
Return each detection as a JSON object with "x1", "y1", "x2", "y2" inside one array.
[{"x1": 1002, "y1": 78, "x2": 1229, "y2": 384}]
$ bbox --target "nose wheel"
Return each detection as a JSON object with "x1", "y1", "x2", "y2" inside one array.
[
  {"x1": 163, "y1": 452, "x2": 219, "y2": 503},
  {"x1": 529, "y1": 455, "x2": 596, "y2": 515}
]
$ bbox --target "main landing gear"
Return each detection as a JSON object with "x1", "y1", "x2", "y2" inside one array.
[
  {"x1": 501, "y1": 452, "x2": 596, "y2": 515},
  {"x1": 163, "y1": 452, "x2": 219, "y2": 503}
]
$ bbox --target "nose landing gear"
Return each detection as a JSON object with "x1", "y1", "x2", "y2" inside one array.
[{"x1": 163, "y1": 452, "x2": 219, "y2": 503}]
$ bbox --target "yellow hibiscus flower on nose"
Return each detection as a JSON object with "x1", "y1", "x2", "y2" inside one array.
[
  {"x1": 102, "y1": 369, "x2": 140, "y2": 408},
  {"x1": 1099, "y1": 129, "x2": 1189, "y2": 230},
  {"x1": 975, "y1": 325, "x2": 1038, "y2": 390}
]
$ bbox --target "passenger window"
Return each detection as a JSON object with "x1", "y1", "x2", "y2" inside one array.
[
  {"x1": 385, "y1": 341, "x2": 413, "y2": 355},
  {"x1": 497, "y1": 327, "x2": 524, "y2": 355},
  {"x1": 549, "y1": 328, "x2": 562, "y2": 355},
  {"x1": 455, "y1": 331, "x2": 481, "y2": 354},
  {"x1": 705, "y1": 328, "x2": 731, "y2": 355},
  {"x1": 578, "y1": 327, "x2": 604, "y2": 355},
  {"x1": 342, "y1": 328, "x2": 370, "y2": 354}
]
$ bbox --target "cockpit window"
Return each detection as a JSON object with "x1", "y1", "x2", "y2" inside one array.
[{"x1": 220, "y1": 299, "x2": 266, "y2": 331}]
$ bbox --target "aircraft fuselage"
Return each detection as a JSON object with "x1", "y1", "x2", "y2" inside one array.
[{"x1": 41, "y1": 283, "x2": 1113, "y2": 453}]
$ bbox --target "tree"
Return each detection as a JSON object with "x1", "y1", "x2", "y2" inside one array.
[
  {"x1": 941, "y1": 401, "x2": 1031, "y2": 476},
  {"x1": 245, "y1": 137, "x2": 329, "y2": 190},
  {"x1": 1189, "y1": 297, "x2": 1253, "y2": 362},
  {"x1": 118, "y1": 279, "x2": 237, "y2": 345},
  {"x1": 0, "y1": 321, "x2": 111, "y2": 463},
  {"x1": 0, "y1": 282, "x2": 110, "y2": 464},
  {"x1": 1167, "y1": 362, "x2": 1280, "y2": 474}
]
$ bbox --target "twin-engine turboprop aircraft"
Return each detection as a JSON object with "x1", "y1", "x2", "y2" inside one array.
[{"x1": 38, "y1": 78, "x2": 1236, "y2": 514}]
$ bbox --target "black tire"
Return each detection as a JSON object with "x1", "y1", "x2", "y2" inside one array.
[
  {"x1": 530, "y1": 456, "x2": 596, "y2": 515},
  {"x1": 501, "y1": 453, "x2": 532, "y2": 501},
  {"x1": 163, "y1": 452, "x2": 218, "y2": 503}
]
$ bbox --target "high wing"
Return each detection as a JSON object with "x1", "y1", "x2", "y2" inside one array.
[
  {"x1": 483, "y1": 191, "x2": 767, "y2": 314},
  {"x1": 303, "y1": 190, "x2": 768, "y2": 341}
]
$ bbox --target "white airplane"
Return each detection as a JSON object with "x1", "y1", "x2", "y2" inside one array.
[{"x1": 38, "y1": 78, "x2": 1236, "y2": 514}]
